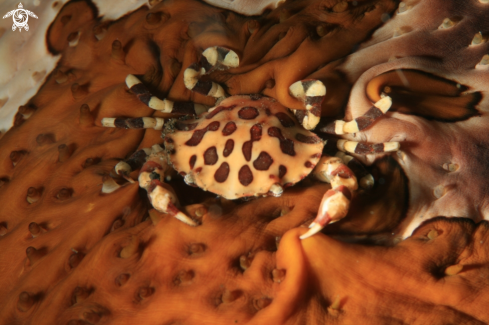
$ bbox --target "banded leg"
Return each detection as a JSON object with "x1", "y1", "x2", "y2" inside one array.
[
  {"x1": 114, "y1": 146, "x2": 155, "y2": 176},
  {"x1": 337, "y1": 139, "x2": 400, "y2": 155},
  {"x1": 137, "y1": 146, "x2": 198, "y2": 226},
  {"x1": 126, "y1": 74, "x2": 208, "y2": 115},
  {"x1": 184, "y1": 46, "x2": 239, "y2": 98},
  {"x1": 321, "y1": 96, "x2": 392, "y2": 135},
  {"x1": 300, "y1": 155, "x2": 358, "y2": 240},
  {"x1": 335, "y1": 151, "x2": 374, "y2": 189},
  {"x1": 101, "y1": 117, "x2": 165, "y2": 130},
  {"x1": 289, "y1": 79, "x2": 326, "y2": 130}
]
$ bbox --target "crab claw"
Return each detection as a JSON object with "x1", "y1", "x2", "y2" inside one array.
[
  {"x1": 139, "y1": 158, "x2": 199, "y2": 227},
  {"x1": 300, "y1": 185, "x2": 351, "y2": 240},
  {"x1": 147, "y1": 180, "x2": 199, "y2": 227}
]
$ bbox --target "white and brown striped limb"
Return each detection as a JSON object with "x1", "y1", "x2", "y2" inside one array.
[
  {"x1": 114, "y1": 147, "x2": 154, "y2": 176},
  {"x1": 335, "y1": 151, "x2": 375, "y2": 189},
  {"x1": 301, "y1": 156, "x2": 358, "y2": 240},
  {"x1": 322, "y1": 96, "x2": 392, "y2": 135},
  {"x1": 183, "y1": 46, "x2": 239, "y2": 98},
  {"x1": 289, "y1": 79, "x2": 326, "y2": 130},
  {"x1": 101, "y1": 117, "x2": 165, "y2": 130},
  {"x1": 337, "y1": 139, "x2": 400, "y2": 155},
  {"x1": 126, "y1": 74, "x2": 208, "y2": 115}
]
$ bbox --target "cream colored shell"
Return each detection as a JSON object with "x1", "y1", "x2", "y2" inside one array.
[{"x1": 166, "y1": 96, "x2": 324, "y2": 200}]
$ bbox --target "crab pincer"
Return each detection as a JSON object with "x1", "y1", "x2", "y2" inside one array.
[{"x1": 300, "y1": 156, "x2": 358, "y2": 240}]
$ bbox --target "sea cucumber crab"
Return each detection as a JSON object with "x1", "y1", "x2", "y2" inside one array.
[{"x1": 101, "y1": 46, "x2": 399, "y2": 239}]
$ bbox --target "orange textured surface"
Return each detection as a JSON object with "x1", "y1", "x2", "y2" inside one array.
[{"x1": 1, "y1": 0, "x2": 489, "y2": 324}]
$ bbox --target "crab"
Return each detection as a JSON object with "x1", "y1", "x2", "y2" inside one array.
[{"x1": 101, "y1": 46, "x2": 399, "y2": 240}]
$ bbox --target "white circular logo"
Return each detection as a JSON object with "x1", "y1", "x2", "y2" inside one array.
[{"x1": 2, "y1": 3, "x2": 38, "y2": 32}]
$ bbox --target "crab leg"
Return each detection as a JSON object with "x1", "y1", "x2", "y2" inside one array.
[
  {"x1": 183, "y1": 46, "x2": 239, "y2": 98},
  {"x1": 114, "y1": 147, "x2": 153, "y2": 176},
  {"x1": 321, "y1": 96, "x2": 392, "y2": 135},
  {"x1": 125, "y1": 74, "x2": 208, "y2": 115},
  {"x1": 289, "y1": 79, "x2": 326, "y2": 130},
  {"x1": 335, "y1": 151, "x2": 375, "y2": 189},
  {"x1": 115, "y1": 145, "x2": 198, "y2": 226},
  {"x1": 300, "y1": 156, "x2": 358, "y2": 240},
  {"x1": 101, "y1": 117, "x2": 165, "y2": 130},
  {"x1": 337, "y1": 139, "x2": 400, "y2": 155}
]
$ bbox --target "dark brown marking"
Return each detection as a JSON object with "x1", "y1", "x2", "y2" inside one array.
[
  {"x1": 206, "y1": 105, "x2": 237, "y2": 119},
  {"x1": 185, "y1": 121, "x2": 220, "y2": 146},
  {"x1": 214, "y1": 162, "x2": 230, "y2": 183},
  {"x1": 126, "y1": 149, "x2": 148, "y2": 171},
  {"x1": 242, "y1": 124, "x2": 263, "y2": 161},
  {"x1": 295, "y1": 133, "x2": 321, "y2": 144},
  {"x1": 130, "y1": 83, "x2": 152, "y2": 105},
  {"x1": 189, "y1": 155, "x2": 197, "y2": 169},
  {"x1": 126, "y1": 118, "x2": 145, "y2": 129},
  {"x1": 238, "y1": 107, "x2": 259, "y2": 120},
  {"x1": 268, "y1": 127, "x2": 296, "y2": 156},
  {"x1": 253, "y1": 152, "x2": 273, "y2": 170},
  {"x1": 250, "y1": 124, "x2": 262, "y2": 141},
  {"x1": 238, "y1": 165, "x2": 253, "y2": 186},
  {"x1": 222, "y1": 121, "x2": 237, "y2": 136},
  {"x1": 204, "y1": 147, "x2": 218, "y2": 165},
  {"x1": 355, "y1": 106, "x2": 383, "y2": 130},
  {"x1": 223, "y1": 139, "x2": 234, "y2": 157},
  {"x1": 242, "y1": 141, "x2": 252, "y2": 161},
  {"x1": 192, "y1": 80, "x2": 213, "y2": 95},
  {"x1": 275, "y1": 112, "x2": 295, "y2": 127},
  {"x1": 114, "y1": 118, "x2": 128, "y2": 128},
  {"x1": 172, "y1": 102, "x2": 200, "y2": 115},
  {"x1": 304, "y1": 161, "x2": 314, "y2": 168},
  {"x1": 279, "y1": 165, "x2": 287, "y2": 178}
]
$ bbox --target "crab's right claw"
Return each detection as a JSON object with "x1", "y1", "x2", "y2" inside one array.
[{"x1": 299, "y1": 185, "x2": 351, "y2": 240}]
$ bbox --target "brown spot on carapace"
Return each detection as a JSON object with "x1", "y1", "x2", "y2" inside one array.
[
  {"x1": 275, "y1": 112, "x2": 295, "y2": 127},
  {"x1": 214, "y1": 162, "x2": 230, "y2": 183},
  {"x1": 268, "y1": 127, "x2": 296, "y2": 156},
  {"x1": 242, "y1": 141, "x2": 252, "y2": 161},
  {"x1": 189, "y1": 155, "x2": 197, "y2": 169},
  {"x1": 250, "y1": 124, "x2": 262, "y2": 141},
  {"x1": 253, "y1": 152, "x2": 274, "y2": 171},
  {"x1": 222, "y1": 121, "x2": 237, "y2": 136},
  {"x1": 205, "y1": 105, "x2": 236, "y2": 119},
  {"x1": 305, "y1": 161, "x2": 314, "y2": 168},
  {"x1": 279, "y1": 165, "x2": 287, "y2": 178},
  {"x1": 238, "y1": 165, "x2": 253, "y2": 186},
  {"x1": 238, "y1": 107, "x2": 259, "y2": 120},
  {"x1": 185, "y1": 121, "x2": 220, "y2": 146},
  {"x1": 204, "y1": 147, "x2": 218, "y2": 165},
  {"x1": 223, "y1": 139, "x2": 234, "y2": 157}
]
